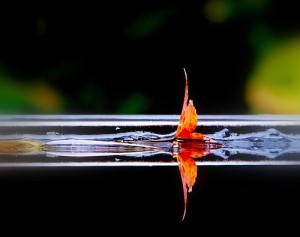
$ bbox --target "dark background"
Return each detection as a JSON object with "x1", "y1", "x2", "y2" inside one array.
[
  {"x1": 1, "y1": 1, "x2": 300, "y2": 233},
  {"x1": 1, "y1": 0, "x2": 300, "y2": 115},
  {"x1": 1, "y1": 166, "x2": 300, "y2": 233}
]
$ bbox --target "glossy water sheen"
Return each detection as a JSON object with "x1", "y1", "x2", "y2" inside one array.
[{"x1": 1, "y1": 114, "x2": 300, "y2": 166}]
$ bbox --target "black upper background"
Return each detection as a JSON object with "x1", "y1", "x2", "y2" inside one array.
[
  {"x1": 1, "y1": 1, "x2": 299, "y2": 114},
  {"x1": 0, "y1": 1, "x2": 261, "y2": 114}
]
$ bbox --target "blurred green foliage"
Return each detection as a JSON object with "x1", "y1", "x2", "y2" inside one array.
[
  {"x1": 204, "y1": 0, "x2": 269, "y2": 23},
  {"x1": 124, "y1": 8, "x2": 176, "y2": 39},
  {"x1": 204, "y1": 0, "x2": 300, "y2": 113},
  {"x1": 116, "y1": 92, "x2": 150, "y2": 114},
  {"x1": 0, "y1": 64, "x2": 63, "y2": 114},
  {"x1": 246, "y1": 37, "x2": 300, "y2": 113},
  {"x1": 0, "y1": 1, "x2": 300, "y2": 114},
  {"x1": 249, "y1": 25, "x2": 277, "y2": 56}
]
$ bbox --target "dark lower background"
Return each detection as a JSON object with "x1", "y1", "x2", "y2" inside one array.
[{"x1": 1, "y1": 165, "x2": 300, "y2": 233}]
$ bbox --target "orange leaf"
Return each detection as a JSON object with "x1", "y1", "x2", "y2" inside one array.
[
  {"x1": 175, "y1": 69, "x2": 210, "y2": 141},
  {"x1": 176, "y1": 152, "x2": 197, "y2": 221},
  {"x1": 176, "y1": 147, "x2": 211, "y2": 220},
  {"x1": 174, "y1": 69, "x2": 219, "y2": 220}
]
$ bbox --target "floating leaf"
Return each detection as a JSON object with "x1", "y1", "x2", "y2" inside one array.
[
  {"x1": 176, "y1": 69, "x2": 211, "y2": 141},
  {"x1": 174, "y1": 69, "x2": 220, "y2": 220}
]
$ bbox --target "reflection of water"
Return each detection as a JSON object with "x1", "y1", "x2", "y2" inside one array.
[
  {"x1": 1, "y1": 114, "x2": 300, "y2": 164},
  {"x1": 2, "y1": 128, "x2": 300, "y2": 166},
  {"x1": 38, "y1": 128, "x2": 300, "y2": 161},
  {"x1": 210, "y1": 128, "x2": 300, "y2": 159}
]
